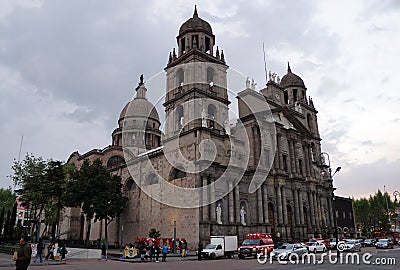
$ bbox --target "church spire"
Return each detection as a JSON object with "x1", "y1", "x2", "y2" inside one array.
[{"x1": 193, "y1": 5, "x2": 198, "y2": 18}]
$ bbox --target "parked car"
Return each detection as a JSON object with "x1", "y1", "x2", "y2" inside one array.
[
  {"x1": 375, "y1": 239, "x2": 394, "y2": 249},
  {"x1": 362, "y1": 239, "x2": 376, "y2": 247},
  {"x1": 342, "y1": 239, "x2": 362, "y2": 252},
  {"x1": 307, "y1": 242, "x2": 327, "y2": 253},
  {"x1": 270, "y1": 243, "x2": 308, "y2": 260}
]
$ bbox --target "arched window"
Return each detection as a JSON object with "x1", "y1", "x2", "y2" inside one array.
[
  {"x1": 124, "y1": 178, "x2": 136, "y2": 191},
  {"x1": 169, "y1": 167, "x2": 187, "y2": 180},
  {"x1": 177, "y1": 68, "x2": 184, "y2": 86},
  {"x1": 207, "y1": 67, "x2": 214, "y2": 83},
  {"x1": 106, "y1": 156, "x2": 125, "y2": 168},
  {"x1": 146, "y1": 173, "x2": 158, "y2": 185},
  {"x1": 268, "y1": 203, "x2": 275, "y2": 226}
]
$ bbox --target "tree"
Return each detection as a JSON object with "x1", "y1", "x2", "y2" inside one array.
[
  {"x1": 65, "y1": 159, "x2": 127, "y2": 245},
  {"x1": 12, "y1": 154, "x2": 68, "y2": 240},
  {"x1": 149, "y1": 229, "x2": 161, "y2": 239},
  {"x1": 4, "y1": 210, "x2": 11, "y2": 238},
  {"x1": 354, "y1": 189, "x2": 398, "y2": 235},
  {"x1": 0, "y1": 188, "x2": 16, "y2": 212},
  {"x1": 8, "y1": 203, "x2": 17, "y2": 238},
  {"x1": 0, "y1": 207, "x2": 5, "y2": 237},
  {"x1": 11, "y1": 154, "x2": 47, "y2": 236}
]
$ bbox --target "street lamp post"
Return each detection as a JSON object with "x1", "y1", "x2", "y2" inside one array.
[{"x1": 319, "y1": 152, "x2": 341, "y2": 257}]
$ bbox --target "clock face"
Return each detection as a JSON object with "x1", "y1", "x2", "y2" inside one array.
[{"x1": 275, "y1": 92, "x2": 280, "y2": 101}]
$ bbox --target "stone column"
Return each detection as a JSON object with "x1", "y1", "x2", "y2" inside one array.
[
  {"x1": 298, "y1": 190, "x2": 304, "y2": 224},
  {"x1": 257, "y1": 188, "x2": 264, "y2": 223},
  {"x1": 228, "y1": 182, "x2": 234, "y2": 223},
  {"x1": 235, "y1": 185, "x2": 240, "y2": 223},
  {"x1": 263, "y1": 185, "x2": 269, "y2": 224},
  {"x1": 308, "y1": 192, "x2": 316, "y2": 226},
  {"x1": 210, "y1": 177, "x2": 216, "y2": 222},
  {"x1": 202, "y1": 176, "x2": 209, "y2": 221},
  {"x1": 282, "y1": 186, "x2": 288, "y2": 225},
  {"x1": 293, "y1": 141, "x2": 300, "y2": 174},
  {"x1": 327, "y1": 195, "x2": 334, "y2": 228},
  {"x1": 313, "y1": 192, "x2": 319, "y2": 229},
  {"x1": 303, "y1": 145, "x2": 310, "y2": 177},
  {"x1": 276, "y1": 185, "x2": 283, "y2": 224},
  {"x1": 289, "y1": 140, "x2": 296, "y2": 174},
  {"x1": 294, "y1": 188, "x2": 300, "y2": 225},
  {"x1": 277, "y1": 134, "x2": 283, "y2": 170}
]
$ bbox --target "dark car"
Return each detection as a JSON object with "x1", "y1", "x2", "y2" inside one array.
[
  {"x1": 375, "y1": 239, "x2": 394, "y2": 249},
  {"x1": 362, "y1": 239, "x2": 376, "y2": 247}
]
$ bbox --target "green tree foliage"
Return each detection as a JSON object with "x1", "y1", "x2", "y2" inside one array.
[
  {"x1": 353, "y1": 189, "x2": 398, "y2": 235},
  {"x1": 149, "y1": 228, "x2": 161, "y2": 239},
  {"x1": 0, "y1": 188, "x2": 16, "y2": 212},
  {"x1": 0, "y1": 207, "x2": 4, "y2": 237},
  {"x1": 8, "y1": 203, "x2": 17, "y2": 238},
  {"x1": 65, "y1": 159, "x2": 127, "y2": 245},
  {"x1": 4, "y1": 210, "x2": 11, "y2": 237},
  {"x1": 11, "y1": 154, "x2": 67, "y2": 239}
]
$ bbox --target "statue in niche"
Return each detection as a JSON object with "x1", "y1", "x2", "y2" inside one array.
[
  {"x1": 224, "y1": 120, "x2": 230, "y2": 135},
  {"x1": 216, "y1": 204, "x2": 222, "y2": 224},
  {"x1": 201, "y1": 109, "x2": 207, "y2": 127},
  {"x1": 240, "y1": 206, "x2": 246, "y2": 225}
]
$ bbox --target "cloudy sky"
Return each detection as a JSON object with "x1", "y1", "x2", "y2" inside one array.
[{"x1": 1, "y1": 0, "x2": 399, "y2": 199}]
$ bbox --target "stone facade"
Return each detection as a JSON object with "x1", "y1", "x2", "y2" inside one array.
[{"x1": 61, "y1": 7, "x2": 335, "y2": 250}]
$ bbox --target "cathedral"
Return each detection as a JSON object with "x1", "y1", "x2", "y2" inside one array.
[{"x1": 62, "y1": 7, "x2": 335, "y2": 249}]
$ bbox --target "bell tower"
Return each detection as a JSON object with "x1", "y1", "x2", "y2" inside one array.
[{"x1": 163, "y1": 6, "x2": 230, "y2": 138}]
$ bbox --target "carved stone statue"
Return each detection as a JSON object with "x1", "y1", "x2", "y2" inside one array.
[
  {"x1": 224, "y1": 120, "x2": 230, "y2": 135},
  {"x1": 246, "y1": 77, "x2": 250, "y2": 89},
  {"x1": 251, "y1": 79, "x2": 255, "y2": 90},
  {"x1": 201, "y1": 109, "x2": 207, "y2": 127},
  {"x1": 140, "y1": 74, "x2": 144, "y2": 85},
  {"x1": 216, "y1": 204, "x2": 222, "y2": 224},
  {"x1": 268, "y1": 71, "x2": 272, "y2": 81},
  {"x1": 240, "y1": 206, "x2": 246, "y2": 225}
]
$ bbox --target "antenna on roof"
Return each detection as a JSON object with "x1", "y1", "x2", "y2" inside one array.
[{"x1": 263, "y1": 42, "x2": 268, "y2": 85}]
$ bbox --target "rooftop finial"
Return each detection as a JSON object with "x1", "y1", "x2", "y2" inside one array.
[
  {"x1": 193, "y1": 5, "x2": 198, "y2": 17},
  {"x1": 139, "y1": 74, "x2": 144, "y2": 85},
  {"x1": 287, "y1": 62, "x2": 292, "y2": 73}
]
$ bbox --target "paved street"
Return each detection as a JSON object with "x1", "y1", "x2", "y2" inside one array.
[{"x1": 0, "y1": 247, "x2": 398, "y2": 269}]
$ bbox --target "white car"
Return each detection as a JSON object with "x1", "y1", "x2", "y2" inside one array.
[
  {"x1": 342, "y1": 239, "x2": 361, "y2": 252},
  {"x1": 307, "y1": 242, "x2": 327, "y2": 253}
]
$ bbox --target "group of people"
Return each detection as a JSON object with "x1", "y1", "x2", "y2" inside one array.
[{"x1": 13, "y1": 236, "x2": 68, "y2": 270}]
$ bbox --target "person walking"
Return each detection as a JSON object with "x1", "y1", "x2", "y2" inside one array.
[
  {"x1": 99, "y1": 242, "x2": 108, "y2": 261},
  {"x1": 59, "y1": 243, "x2": 68, "y2": 261},
  {"x1": 45, "y1": 241, "x2": 55, "y2": 261},
  {"x1": 181, "y1": 240, "x2": 187, "y2": 258},
  {"x1": 13, "y1": 235, "x2": 32, "y2": 270},
  {"x1": 33, "y1": 238, "x2": 44, "y2": 263},
  {"x1": 197, "y1": 242, "x2": 203, "y2": 261},
  {"x1": 161, "y1": 243, "x2": 168, "y2": 262},
  {"x1": 154, "y1": 243, "x2": 160, "y2": 262}
]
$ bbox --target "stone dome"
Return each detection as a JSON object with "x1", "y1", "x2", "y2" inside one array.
[
  {"x1": 119, "y1": 83, "x2": 160, "y2": 122},
  {"x1": 119, "y1": 98, "x2": 160, "y2": 122},
  {"x1": 179, "y1": 6, "x2": 213, "y2": 36},
  {"x1": 280, "y1": 63, "x2": 305, "y2": 89}
]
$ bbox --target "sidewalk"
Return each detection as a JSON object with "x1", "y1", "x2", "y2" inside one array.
[{"x1": 0, "y1": 252, "x2": 65, "y2": 267}]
